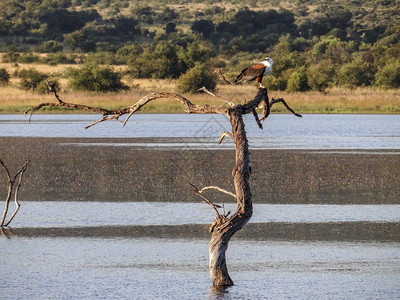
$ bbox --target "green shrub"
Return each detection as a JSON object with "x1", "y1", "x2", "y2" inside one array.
[
  {"x1": 40, "y1": 53, "x2": 78, "y2": 65},
  {"x1": 35, "y1": 40, "x2": 63, "y2": 53},
  {"x1": 337, "y1": 59, "x2": 374, "y2": 88},
  {"x1": 2, "y1": 52, "x2": 20, "y2": 63},
  {"x1": 375, "y1": 61, "x2": 400, "y2": 88},
  {"x1": 177, "y1": 63, "x2": 216, "y2": 94},
  {"x1": 307, "y1": 60, "x2": 335, "y2": 91},
  {"x1": 128, "y1": 41, "x2": 183, "y2": 79},
  {"x1": 17, "y1": 53, "x2": 40, "y2": 63},
  {"x1": 67, "y1": 64, "x2": 129, "y2": 92},
  {"x1": 0, "y1": 68, "x2": 10, "y2": 85},
  {"x1": 179, "y1": 40, "x2": 215, "y2": 69},
  {"x1": 286, "y1": 68, "x2": 310, "y2": 92},
  {"x1": 18, "y1": 68, "x2": 48, "y2": 92}
]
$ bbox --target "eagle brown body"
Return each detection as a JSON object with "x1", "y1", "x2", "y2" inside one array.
[{"x1": 235, "y1": 57, "x2": 273, "y2": 88}]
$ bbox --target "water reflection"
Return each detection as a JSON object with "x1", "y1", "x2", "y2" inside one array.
[{"x1": 207, "y1": 286, "x2": 232, "y2": 299}]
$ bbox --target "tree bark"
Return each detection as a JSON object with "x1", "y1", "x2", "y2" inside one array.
[
  {"x1": 26, "y1": 85, "x2": 301, "y2": 286},
  {"x1": 208, "y1": 89, "x2": 268, "y2": 286}
]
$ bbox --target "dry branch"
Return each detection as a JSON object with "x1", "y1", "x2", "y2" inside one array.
[
  {"x1": 216, "y1": 68, "x2": 232, "y2": 85},
  {"x1": 0, "y1": 159, "x2": 30, "y2": 227},
  {"x1": 218, "y1": 131, "x2": 233, "y2": 144},
  {"x1": 260, "y1": 96, "x2": 302, "y2": 121},
  {"x1": 198, "y1": 86, "x2": 235, "y2": 107},
  {"x1": 25, "y1": 83, "x2": 229, "y2": 128},
  {"x1": 198, "y1": 186, "x2": 236, "y2": 199}
]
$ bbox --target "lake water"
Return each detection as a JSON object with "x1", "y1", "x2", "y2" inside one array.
[
  {"x1": 1, "y1": 114, "x2": 399, "y2": 149},
  {"x1": 7, "y1": 202, "x2": 400, "y2": 228},
  {"x1": 1, "y1": 237, "x2": 399, "y2": 299},
  {"x1": 1, "y1": 113, "x2": 400, "y2": 299}
]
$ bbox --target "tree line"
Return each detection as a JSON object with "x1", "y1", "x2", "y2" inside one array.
[{"x1": 0, "y1": 0, "x2": 399, "y2": 92}]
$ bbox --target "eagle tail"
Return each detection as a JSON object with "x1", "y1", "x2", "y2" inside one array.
[{"x1": 234, "y1": 68, "x2": 248, "y2": 83}]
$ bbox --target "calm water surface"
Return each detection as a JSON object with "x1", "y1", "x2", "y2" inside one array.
[
  {"x1": 0, "y1": 237, "x2": 399, "y2": 299},
  {"x1": 1, "y1": 114, "x2": 399, "y2": 299},
  {"x1": 1, "y1": 114, "x2": 399, "y2": 149},
  {"x1": 7, "y1": 202, "x2": 400, "y2": 228}
]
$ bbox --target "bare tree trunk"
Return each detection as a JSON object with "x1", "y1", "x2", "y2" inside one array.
[
  {"x1": 26, "y1": 85, "x2": 301, "y2": 286},
  {"x1": 209, "y1": 107, "x2": 253, "y2": 286}
]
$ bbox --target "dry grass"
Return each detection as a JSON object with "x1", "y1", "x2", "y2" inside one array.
[{"x1": 1, "y1": 63, "x2": 399, "y2": 114}]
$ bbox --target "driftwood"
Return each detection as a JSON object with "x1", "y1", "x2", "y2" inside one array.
[
  {"x1": 0, "y1": 160, "x2": 30, "y2": 227},
  {"x1": 26, "y1": 85, "x2": 301, "y2": 286}
]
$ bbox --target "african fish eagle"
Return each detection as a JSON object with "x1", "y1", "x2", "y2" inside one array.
[{"x1": 234, "y1": 57, "x2": 273, "y2": 88}]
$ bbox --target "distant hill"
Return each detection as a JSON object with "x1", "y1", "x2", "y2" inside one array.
[
  {"x1": 1, "y1": 0, "x2": 398, "y2": 50},
  {"x1": 0, "y1": 0, "x2": 399, "y2": 91}
]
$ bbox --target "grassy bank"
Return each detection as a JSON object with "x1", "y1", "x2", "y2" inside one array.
[{"x1": 1, "y1": 63, "x2": 399, "y2": 114}]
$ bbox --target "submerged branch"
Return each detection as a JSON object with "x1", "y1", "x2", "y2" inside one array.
[{"x1": 1, "y1": 160, "x2": 30, "y2": 227}]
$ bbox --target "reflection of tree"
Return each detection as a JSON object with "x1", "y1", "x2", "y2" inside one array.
[{"x1": 27, "y1": 84, "x2": 301, "y2": 286}]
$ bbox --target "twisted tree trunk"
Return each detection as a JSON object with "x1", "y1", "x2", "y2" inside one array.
[
  {"x1": 209, "y1": 107, "x2": 253, "y2": 285},
  {"x1": 26, "y1": 85, "x2": 301, "y2": 286}
]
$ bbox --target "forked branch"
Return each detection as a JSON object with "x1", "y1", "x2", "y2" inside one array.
[
  {"x1": 260, "y1": 96, "x2": 302, "y2": 121},
  {"x1": 189, "y1": 183, "x2": 222, "y2": 218},
  {"x1": 25, "y1": 83, "x2": 229, "y2": 129},
  {"x1": 0, "y1": 159, "x2": 30, "y2": 227}
]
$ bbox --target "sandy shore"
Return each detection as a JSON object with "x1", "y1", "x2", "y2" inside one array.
[{"x1": 0, "y1": 137, "x2": 399, "y2": 204}]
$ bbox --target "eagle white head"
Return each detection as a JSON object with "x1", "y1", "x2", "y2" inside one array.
[
  {"x1": 264, "y1": 57, "x2": 273, "y2": 67},
  {"x1": 262, "y1": 57, "x2": 273, "y2": 76}
]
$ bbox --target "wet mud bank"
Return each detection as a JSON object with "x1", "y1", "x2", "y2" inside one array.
[
  {"x1": 4, "y1": 222, "x2": 399, "y2": 241},
  {"x1": 0, "y1": 137, "x2": 399, "y2": 204}
]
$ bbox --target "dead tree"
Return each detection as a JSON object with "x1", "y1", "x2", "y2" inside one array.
[
  {"x1": 0, "y1": 159, "x2": 30, "y2": 227},
  {"x1": 26, "y1": 85, "x2": 301, "y2": 286}
]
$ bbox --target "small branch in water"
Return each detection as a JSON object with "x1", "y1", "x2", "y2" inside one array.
[{"x1": 1, "y1": 159, "x2": 30, "y2": 227}]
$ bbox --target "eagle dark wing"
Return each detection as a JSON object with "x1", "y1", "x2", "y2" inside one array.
[{"x1": 235, "y1": 63, "x2": 266, "y2": 83}]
